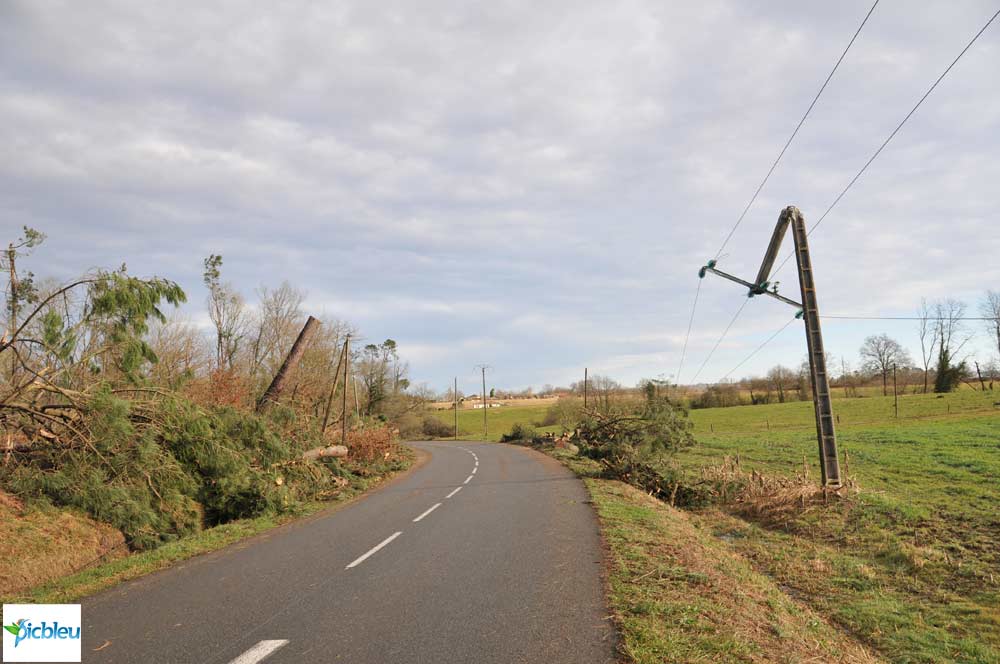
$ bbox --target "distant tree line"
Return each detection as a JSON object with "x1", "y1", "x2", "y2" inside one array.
[{"x1": 689, "y1": 293, "x2": 1000, "y2": 409}]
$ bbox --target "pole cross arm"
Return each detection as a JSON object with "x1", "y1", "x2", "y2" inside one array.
[
  {"x1": 696, "y1": 205, "x2": 841, "y2": 487},
  {"x1": 752, "y1": 212, "x2": 792, "y2": 294},
  {"x1": 699, "y1": 262, "x2": 803, "y2": 310}
]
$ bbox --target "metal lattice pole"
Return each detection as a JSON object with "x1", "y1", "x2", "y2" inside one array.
[
  {"x1": 788, "y1": 207, "x2": 841, "y2": 487},
  {"x1": 699, "y1": 205, "x2": 842, "y2": 487}
]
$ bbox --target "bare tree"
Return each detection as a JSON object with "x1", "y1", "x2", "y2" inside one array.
[
  {"x1": 916, "y1": 299, "x2": 935, "y2": 393},
  {"x1": 767, "y1": 365, "x2": 794, "y2": 403},
  {"x1": 147, "y1": 317, "x2": 211, "y2": 390},
  {"x1": 933, "y1": 299, "x2": 971, "y2": 393},
  {"x1": 982, "y1": 290, "x2": 1000, "y2": 361},
  {"x1": 589, "y1": 375, "x2": 621, "y2": 413},
  {"x1": 839, "y1": 356, "x2": 859, "y2": 398},
  {"x1": 859, "y1": 334, "x2": 912, "y2": 396},
  {"x1": 246, "y1": 282, "x2": 305, "y2": 388},
  {"x1": 359, "y1": 339, "x2": 407, "y2": 415},
  {"x1": 203, "y1": 255, "x2": 247, "y2": 371}
]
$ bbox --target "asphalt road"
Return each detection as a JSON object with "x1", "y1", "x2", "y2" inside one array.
[{"x1": 80, "y1": 441, "x2": 616, "y2": 664}]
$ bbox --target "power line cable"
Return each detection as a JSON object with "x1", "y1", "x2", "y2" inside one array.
[
  {"x1": 716, "y1": 315, "x2": 800, "y2": 383},
  {"x1": 701, "y1": 310, "x2": 993, "y2": 385},
  {"x1": 690, "y1": 298, "x2": 750, "y2": 383},
  {"x1": 713, "y1": 0, "x2": 880, "y2": 260},
  {"x1": 674, "y1": 279, "x2": 702, "y2": 385},
  {"x1": 771, "y1": 6, "x2": 1000, "y2": 277},
  {"x1": 822, "y1": 314, "x2": 994, "y2": 321},
  {"x1": 685, "y1": 1, "x2": 881, "y2": 387}
]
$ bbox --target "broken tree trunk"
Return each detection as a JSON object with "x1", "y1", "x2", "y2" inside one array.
[
  {"x1": 256, "y1": 316, "x2": 321, "y2": 413},
  {"x1": 302, "y1": 445, "x2": 348, "y2": 461}
]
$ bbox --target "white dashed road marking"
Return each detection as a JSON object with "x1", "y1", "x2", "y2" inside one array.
[
  {"x1": 463, "y1": 475, "x2": 473, "y2": 484},
  {"x1": 346, "y1": 531, "x2": 402, "y2": 569},
  {"x1": 227, "y1": 640, "x2": 289, "y2": 664},
  {"x1": 446, "y1": 486, "x2": 462, "y2": 499},
  {"x1": 413, "y1": 502, "x2": 442, "y2": 522}
]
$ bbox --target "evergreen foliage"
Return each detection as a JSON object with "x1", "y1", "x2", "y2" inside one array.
[
  {"x1": 3, "y1": 385, "x2": 346, "y2": 550},
  {"x1": 933, "y1": 347, "x2": 966, "y2": 393}
]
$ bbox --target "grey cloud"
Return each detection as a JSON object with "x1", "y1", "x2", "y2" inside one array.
[{"x1": 1, "y1": 0, "x2": 998, "y2": 391}]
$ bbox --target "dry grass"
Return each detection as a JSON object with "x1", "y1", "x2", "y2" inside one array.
[
  {"x1": 0, "y1": 490, "x2": 127, "y2": 596},
  {"x1": 588, "y1": 479, "x2": 882, "y2": 663},
  {"x1": 696, "y1": 455, "x2": 860, "y2": 524}
]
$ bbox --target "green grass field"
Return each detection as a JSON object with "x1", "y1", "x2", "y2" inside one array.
[
  {"x1": 429, "y1": 404, "x2": 561, "y2": 441},
  {"x1": 682, "y1": 390, "x2": 1000, "y2": 662},
  {"x1": 441, "y1": 389, "x2": 1000, "y2": 662}
]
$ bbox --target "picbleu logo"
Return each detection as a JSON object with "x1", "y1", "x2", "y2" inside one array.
[
  {"x1": 2, "y1": 604, "x2": 81, "y2": 663},
  {"x1": 5, "y1": 617, "x2": 81, "y2": 647}
]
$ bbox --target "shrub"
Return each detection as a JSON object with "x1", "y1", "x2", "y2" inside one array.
[
  {"x1": 421, "y1": 415, "x2": 455, "y2": 439},
  {"x1": 346, "y1": 426, "x2": 397, "y2": 464},
  {"x1": 539, "y1": 398, "x2": 583, "y2": 429},
  {"x1": 500, "y1": 422, "x2": 540, "y2": 444},
  {"x1": 572, "y1": 384, "x2": 698, "y2": 504},
  {"x1": 690, "y1": 384, "x2": 744, "y2": 409},
  {"x1": 394, "y1": 412, "x2": 424, "y2": 440}
]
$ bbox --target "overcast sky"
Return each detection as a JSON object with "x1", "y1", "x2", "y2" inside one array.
[{"x1": 2, "y1": 1, "x2": 998, "y2": 394}]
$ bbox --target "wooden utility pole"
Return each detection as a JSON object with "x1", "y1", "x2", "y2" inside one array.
[
  {"x1": 353, "y1": 375, "x2": 361, "y2": 422},
  {"x1": 7, "y1": 244, "x2": 17, "y2": 378},
  {"x1": 481, "y1": 366, "x2": 488, "y2": 440},
  {"x1": 699, "y1": 206, "x2": 841, "y2": 487},
  {"x1": 342, "y1": 335, "x2": 350, "y2": 447},
  {"x1": 475, "y1": 364, "x2": 490, "y2": 440},
  {"x1": 893, "y1": 363, "x2": 899, "y2": 418},
  {"x1": 454, "y1": 376, "x2": 459, "y2": 440},
  {"x1": 321, "y1": 338, "x2": 347, "y2": 433},
  {"x1": 583, "y1": 367, "x2": 588, "y2": 409},
  {"x1": 257, "y1": 316, "x2": 320, "y2": 412}
]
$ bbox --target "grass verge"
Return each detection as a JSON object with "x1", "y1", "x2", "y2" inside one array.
[{"x1": 548, "y1": 449, "x2": 880, "y2": 663}]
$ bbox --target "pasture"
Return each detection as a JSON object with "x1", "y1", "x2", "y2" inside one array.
[{"x1": 433, "y1": 388, "x2": 1000, "y2": 661}]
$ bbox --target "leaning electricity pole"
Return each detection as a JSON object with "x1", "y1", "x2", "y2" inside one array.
[
  {"x1": 454, "y1": 376, "x2": 459, "y2": 440},
  {"x1": 321, "y1": 338, "x2": 348, "y2": 433},
  {"x1": 475, "y1": 364, "x2": 491, "y2": 440},
  {"x1": 342, "y1": 334, "x2": 350, "y2": 447},
  {"x1": 583, "y1": 367, "x2": 588, "y2": 409},
  {"x1": 699, "y1": 206, "x2": 841, "y2": 487}
]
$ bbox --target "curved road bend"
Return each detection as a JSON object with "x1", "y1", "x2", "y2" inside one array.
[{"x1": 81, "y1": 441, "x2": 616, "y2": 664}]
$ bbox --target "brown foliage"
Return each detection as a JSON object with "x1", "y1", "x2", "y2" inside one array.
[
  {"x1": 183, "y1": 369, "x2": 251, "y2": 409},
  {"x1": 344, "y1": 426, "x2": 396, "y2": 464}
]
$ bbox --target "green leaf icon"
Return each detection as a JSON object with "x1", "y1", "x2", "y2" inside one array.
[{"x1": 4, "y1": 624, "x2": 21, "y2": 636}]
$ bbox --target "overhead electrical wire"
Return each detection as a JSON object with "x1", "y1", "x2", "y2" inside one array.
[
  {"x1": 694, "y1": 5, "x2": 1000, "y2": 386},
  {"x1": 674, "y1": 279, "x2": 702, "y2": 385},
  {"x1": 717, "y1": 315, "x2": 799, "y2": 383},
  {"x1": 697, "y1": 311, "x2": 994, "y2": 386},
  {"x1": 678, "y1": 0, "x2": 881, "y2": 386},
  {"x1": 822, "y1": 314, "x2": 994, "y2": 321},
  {"x1": 712, "y1": 0, "x2": 881, "y2": 261},
  {"x1": 689, "y1": 299, "x2": 750, "y2": 384},
  {"x1": 771, "y1": 5, "x2": 1000, "y2": 278}
]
